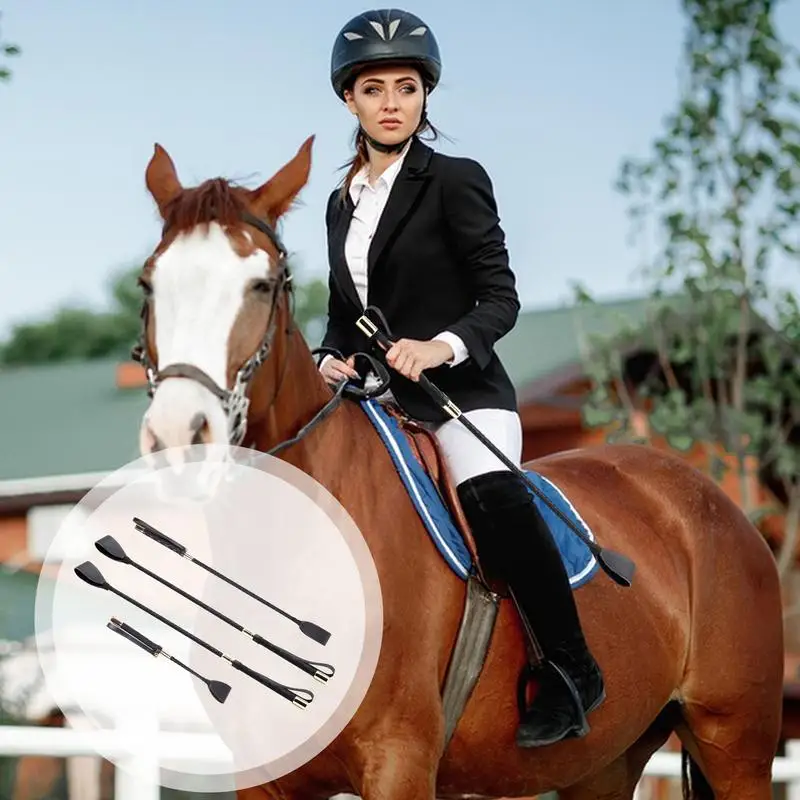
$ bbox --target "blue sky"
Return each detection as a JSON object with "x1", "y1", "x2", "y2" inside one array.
[{"x1": 1, "y1": 1, "x2": 798, "y2": 339}]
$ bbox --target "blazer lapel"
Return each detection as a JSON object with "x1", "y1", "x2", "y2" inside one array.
[
  {"x1": 367, "y1": 137, "x2": 433, "y2": 279},
  {"x1": 328, "y1": 192, "x2": 363, "y2": 311}
]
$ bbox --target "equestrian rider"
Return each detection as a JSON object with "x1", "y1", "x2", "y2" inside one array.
[{"x1": 317, "y1": 8, "x2": 604, "y2": 748}]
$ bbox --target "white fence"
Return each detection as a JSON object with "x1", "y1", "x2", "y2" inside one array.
[
  {"x1": 0, "y1": 725, "x2": 231, "y2": 800},
  {"x1": 2, "y1": 726, "x2": 800, "y2": 799}
]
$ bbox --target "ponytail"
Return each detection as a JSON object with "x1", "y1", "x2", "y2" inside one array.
[{"x1": 338, "y1": 128, "x2": 371, "y2": 204}]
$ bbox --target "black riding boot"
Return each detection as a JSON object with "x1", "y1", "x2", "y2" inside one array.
[{"x1": 457, "y1": 469, "x2": 605, "y2": 748}]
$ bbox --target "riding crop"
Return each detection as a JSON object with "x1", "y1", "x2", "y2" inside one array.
[
  {"x1": 73, "y1": 561, "x2": 314, "y2": 708},
  {"x1": 107, "y1": 616, "x2": 232, "y2": 703},
  {"x1": 95, "y1": 535, "x2": 334, "y2": 683},
  {"x1": 354, "y1": 311, "x2": 636, "y2": 588},
  {"x1": 132, "y1": 516, "x2": 332, "y2": 645}
]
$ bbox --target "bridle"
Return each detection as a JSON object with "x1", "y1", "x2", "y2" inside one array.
[
  {"x1": 132, "y1": 208, "x2": 392, "y2": 456},
  {"x1": 131, "y1": 211, "x2": 294, "y2": 448}
]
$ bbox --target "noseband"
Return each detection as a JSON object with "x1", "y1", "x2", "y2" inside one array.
[{"x1": 131, "y1": 211, "x2": 293, "y2": 447}]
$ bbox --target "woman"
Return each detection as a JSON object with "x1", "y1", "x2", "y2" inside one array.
[{"x1": 318, "y1": 8, "x2": 604, "y2": 749}]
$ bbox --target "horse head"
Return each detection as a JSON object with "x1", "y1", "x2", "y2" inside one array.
[{"x1": 134, "y1": 136, "x2": 314, "y2": 457}]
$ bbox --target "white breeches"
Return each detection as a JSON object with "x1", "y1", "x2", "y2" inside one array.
[
  {"x1": 370, "y1": 379, "x2": 523, "y2": 486},
  {"x1": 430, "y1": 408, "x2": 523, "y2": 486}
]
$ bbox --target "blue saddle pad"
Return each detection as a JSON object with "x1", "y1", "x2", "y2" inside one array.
[{"x1": 361, "y1": 399, "x2": 599, "y2": 589}]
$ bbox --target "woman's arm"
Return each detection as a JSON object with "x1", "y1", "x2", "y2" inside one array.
[{"x1": 438, "y1": 157, "x2": 521, "y2": 370}]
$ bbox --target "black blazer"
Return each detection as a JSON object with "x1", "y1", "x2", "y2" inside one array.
[{"x1": 321, "y1": 136, "x2": 521, "y2": 423}]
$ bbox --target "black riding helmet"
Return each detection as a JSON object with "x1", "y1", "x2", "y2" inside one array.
[{"x1": 330, "y1": 8, "x2": 442, "y2": 99}]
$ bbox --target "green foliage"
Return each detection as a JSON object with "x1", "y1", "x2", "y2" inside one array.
[
  {"x1": 0, "y1": 263, "x2": 330, "y2": 366},
  {"x1": 578, "y1": 0, "x2": 800, "y2": 566},
  {"x1": 291, "y1": 273, "x2": 329, "y2": 345},
  {"x1": 0, "y1": 267, "x2": 144, "y2": 365},
  {"x1": 0, "y1": 11, "x2": 20, "y2": 83}
]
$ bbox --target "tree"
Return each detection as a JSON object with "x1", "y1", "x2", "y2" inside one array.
[
  {"x1": 0, "y1": 10, "x2": 20, "y2": 83},
  {"x1": 0, "y1": 263, "x2": 330, "y2": 366},
  {"x1": 576, "y1": 0, "x2": 800, "y2": 580},
  {"x1": 0, "y1": 267, "x2": 144, "y2": 365},
  {"x1": 292, "y1": 274, "x2": 329, "y2": 345}
]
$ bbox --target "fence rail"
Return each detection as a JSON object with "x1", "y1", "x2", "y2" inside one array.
[{"x1": 1, "y1": 726, "x2": 799, "y2": 800}]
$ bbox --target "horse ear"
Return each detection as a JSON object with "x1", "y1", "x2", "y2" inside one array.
[
  {"x1": 145, "y1": 144, "x2": 182, "y2": 216},
  {"x1": 249, "y1": 135, "x2": 314, "y2": 222}
]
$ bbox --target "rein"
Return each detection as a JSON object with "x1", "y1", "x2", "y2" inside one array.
[{"x1": 133, "y1": 210, "x2": 390, "y2": 454}]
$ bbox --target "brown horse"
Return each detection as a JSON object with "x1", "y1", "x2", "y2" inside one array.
[{"x1": 132, "y1": 136, "x2": 784, "y2": 799}]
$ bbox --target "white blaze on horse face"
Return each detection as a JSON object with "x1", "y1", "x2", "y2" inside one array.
[{"x1": 139, "y1": 222, "x2": 270, "y2": 454}]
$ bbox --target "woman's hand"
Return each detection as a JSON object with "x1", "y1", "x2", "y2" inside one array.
[
  {"x1": 385, "y1": 338, "x2": 454, "y2": 382},
  {"x1": 320, "y1": 355, "x2": 359, "y2": 385}
]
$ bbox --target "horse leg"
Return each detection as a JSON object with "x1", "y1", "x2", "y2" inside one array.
[
  {"x1": 675, "y1": 701, "x2": 775, "y2": 800},
  {"x1": 673, "y1": 608, "x2": 780, "y2": 799},
  {"x1": 345, "y1": 695, "x2": 445, "y2": 800},
  {"x1": 671, "y1": 500, "x2": 783, "y2": 800},
  {"x1": 353, "y1": 730, "x2": 442, "y2": 800},
  {"x1": 231, "y1": 724, "x2": 444, "y2": 800},
  {"x1": 559, "y1": 702, "x2": 679, "y2": 800}
]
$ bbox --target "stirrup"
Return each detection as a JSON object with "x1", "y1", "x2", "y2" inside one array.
[
  {"x1": 515, "y1": 660, "x2": 590, "y2": 747},
  {"x1": 516, "y1": 659, "x2": 588, "y2": 723}
]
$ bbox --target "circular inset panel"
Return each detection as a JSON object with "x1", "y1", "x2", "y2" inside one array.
[{"x1": 34, "y1": 444, "x2": 383, "y2": 793}]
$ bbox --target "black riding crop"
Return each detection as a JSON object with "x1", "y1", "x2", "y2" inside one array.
[
  {"x1": 354, "y1": 311, "x2": 636, "y2": 588},
  {"x1": 107, "y1": 616, "x2": 232, "y2": 703},
  {"x1": 131, "y1": 516, "x2": 332, "y2": 646},
  {"x1": 73, "y1": 561, "x2": 314, "y2": 708},
  {"x1": 95, "y1": 535, "x2": 334, "y2": 684}
]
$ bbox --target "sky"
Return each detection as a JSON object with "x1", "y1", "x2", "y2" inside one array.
[{"x1": 1, "y1": 1, "x2": 799, "y2": 339}]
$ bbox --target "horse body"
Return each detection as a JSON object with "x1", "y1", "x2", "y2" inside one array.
[
  {"x1": 136, "y1": 138, "x2": 784, "y2": 799},
  {"x1": 248, "y1": 382, "x2": 783, "y2": 799}
]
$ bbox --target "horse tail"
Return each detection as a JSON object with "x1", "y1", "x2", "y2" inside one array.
[{"x1": 681, "y1": 747, "x2": 713, "y2": 799}]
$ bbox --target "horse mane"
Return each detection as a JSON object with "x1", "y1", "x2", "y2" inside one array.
[{"x1": 161, "y1": 178, "x2": 249, "y2": 234}]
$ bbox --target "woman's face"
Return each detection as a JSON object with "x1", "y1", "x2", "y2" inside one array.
[{"x1": 344, "y1": 65, "x2": 424, "y2": 147}]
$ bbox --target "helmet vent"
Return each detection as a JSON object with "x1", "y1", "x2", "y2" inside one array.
[{"x1": 369, "y1": 20, "x2": 387, "y2": 39}]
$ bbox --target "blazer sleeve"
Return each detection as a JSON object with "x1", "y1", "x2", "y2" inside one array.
[
  {"x1": 320, "y1": 191, "x2": 354, "y2": 357},
  {"x1": 440, "y1": 157, "x2": 521, "y2": 370}
]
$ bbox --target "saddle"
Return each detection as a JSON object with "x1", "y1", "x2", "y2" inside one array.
[
  {"x1": 379, "y1": 401, "x2": 490, "y2": 586},
  {"x1": 316, "y1": 344, "x2": 484, "y2": 574}
]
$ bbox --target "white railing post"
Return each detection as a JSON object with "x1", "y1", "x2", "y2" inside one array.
[
  {"x1": 787, "y1": 740, "x2": 800, "y2": 800},
  {"x1": 113, "y1": 714, "x2": 161, "y2": 800}
]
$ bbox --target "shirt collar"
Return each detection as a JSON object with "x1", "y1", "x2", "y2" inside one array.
[{"x1": 349, "y1": 138, "x2": 413, "y2": 204}]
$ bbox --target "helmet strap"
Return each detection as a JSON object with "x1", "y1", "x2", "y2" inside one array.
[{"x1": 361, "y1": 128, "x2": 411, "y2": 154}]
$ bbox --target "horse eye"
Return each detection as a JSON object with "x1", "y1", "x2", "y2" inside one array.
[
  {"x1": 138, "y1": 277, "x2": 153, "y2": 296},
  {"x1": 251, "y1": 279, "x2": 273, "y2": 294}
]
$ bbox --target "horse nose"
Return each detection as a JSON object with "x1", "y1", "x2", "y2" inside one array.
[
  {"x1": 142, "y1": 418, "x2": 166, "y2": 454},
  {"x1": 190, "y1": 412, "x2": 212, "y2": 445},
  {"x1": 138, "y1": 380, "x2": 228, "y2": 459}
]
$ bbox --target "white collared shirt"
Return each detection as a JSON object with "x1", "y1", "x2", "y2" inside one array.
[{"x1": 338, "y1": 143, "x2": 468, "y2": 367}]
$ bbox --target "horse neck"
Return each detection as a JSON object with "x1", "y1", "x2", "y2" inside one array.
[
  {"x1": 246, "y1": 313, "x2": 344, "y2": 474},
  {"x1": 245, "y1": 315, "x2": 458, "y2": 643}
]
